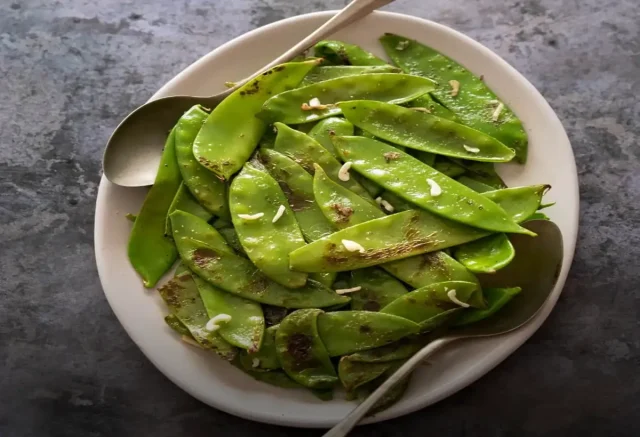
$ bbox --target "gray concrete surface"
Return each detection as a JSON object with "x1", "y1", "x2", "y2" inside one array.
[{"x1": 1, "y1": 0, "x2": 639, "y2": 436}]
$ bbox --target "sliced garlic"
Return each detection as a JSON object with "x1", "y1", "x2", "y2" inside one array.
[
  {"x1": 375, "y1": 197, "x2": 394, "y2": 213},
  {"x1": 492, "y1": 102, "x2": 504, "y2": 122},
  {"x1": 395, "y1": 40, "x2": 410, "y2": 51},
  {"x1": 205, "y1": 314, "x2": 232, "y2": 332},
  {"x1": 449, "y1": 79, "x2": 460, "y2": 97},
  {"x1": 342, "y1": 239, "x2": 365, "y2": 253},
  {"x1": 272, "y1": 204, "x2": 286, "y2": 223},
  {"x1": 238, "y1": 212, "x2": 264, "y2": 221},
  {"x1": 252, "y1": 358, "x2": 261, "y2": 368},
  {"x1": 338, "y1": 161, "x2": 352, "y2": 182},
  {"x1": 463, "y1": 144, "x2": 481, "y2": 154},
  {"x1": 447, "y1": 289, "x2": 470, "y2": 308},
  {"x1": 309, "y1": 97, "x2": 322, "y2": 107},
  {"x1": 426, "y1": 179, "x2": 442, "y2": 197},
  {"x1": 335, "y1": 286, "x2": 362, "y2": 295}
]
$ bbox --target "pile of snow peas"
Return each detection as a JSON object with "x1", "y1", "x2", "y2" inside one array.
[{"x1": 128, "y1": 34, "x2": 552, "y2": 409}]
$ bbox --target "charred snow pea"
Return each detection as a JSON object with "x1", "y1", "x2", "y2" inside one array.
[
  {"x1": 175, "y1": 105, "x2": 228, "y2": 216},
  {"x1": 258, "y1": 74, "x2": 436, "y2": 125},
  {"x1": 355, "y1": 362, "x2": 410, "y2": 414},
  {"x1": 380, "y1": 281, "x2": 480, "y2": 329},
  {"x1": 453, "y1": 287, "x2": 522, "y2": 326},
  {"x1": 157, "y1": 271, "x2": 236, "y2": 360},
  {"x1": 165, "y1": 182, "x2": 212, "y2": 236},
  {"x1": 164, "y1": 314, "x2": 191, "y2": 337},
  {"x1": 348, "y1": 268, "x2": 408, "y2": 312},
  {"x1": 273, "y1": 123, "x2": 374, "y2": 202},
  {"x1": 192, "y1": 275, "x2": 264, "y2": 352},
  {"x1": 345, "y1": 337, "x2": 425, "y2": 363},
  {"x1": 307, "y1": 117, "x2": 354, "y2": 157},
  {"x1": 380, "y1": 33, "x2": 528, "y2": 163},
  {"x1": 193, "y1": 59, "x2": 319, "y2": 180},
  {"x1": 338, "y1": 358, "x2": 397, "y2": 393},
  {"x1": 316, "y1": 311, "x2": 420, "y2": 356},
  {"x1": 239, "y1": 324, "x2": 280, "y2": 371},
  {"x1": 230, "y1": 163, "x2": 308, "y2": 288},
  {"x1": 275, "y1": 309, "x2": 338, "y2": 389},
  {"x1": 339, "y1": 101, "x2": 516, "y2": 162},
  {"x1": 313, "y1": 40, "x2": 388, "y2": 66},
  {"x1": 171, "y1": 211, "x2": 349, "y2": 308},
  {"x1": 128, "y1": 129, "x2": 181, "y2": 288},
  {"x1": 333, "y1": 136, "x2": 532, "y2": 235},
  {"x1": 454, "y1": 233, "x2": 515, "y2": 274},
  {"x1": 300, "y1": 65, "x2": 400, "y2": 86}
]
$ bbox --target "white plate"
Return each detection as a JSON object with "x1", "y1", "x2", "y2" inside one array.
[{"x1": 95, "y1": 10, "x2": 579, "y2": 428}]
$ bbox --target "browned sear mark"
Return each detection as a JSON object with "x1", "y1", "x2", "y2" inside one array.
[
  {"x1": 192, "y1": 248, "x2": 219, "y2": 268},
  {"x1": 330, "y1": 203, "x2": 353, "y2": 223},
  {"x1": 383, "y1": 152, "x2": 401, "y2": 162}
]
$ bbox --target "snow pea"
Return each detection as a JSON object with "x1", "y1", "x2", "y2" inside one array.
[
  {"x1": 164, "y1": 314, "x2": 191, "y2": 337},
  {"x1": 313, "y1": 40, "x2": 387, "y2": 66},
  {"x1": 193, "y1": 59, "x2": 319, "y2": 180},
  {"x1": 273, "y1": 123, "x2": 374, "y2": 202},
  {"x1": 408, "y1": 149, "x2": 436, "y2": 167},
  {"x1": 170, "y1": 211, "x2": 349, "y2": 308},
  {"x1": 450, "y1": 159, "x2": 506, "y2": 189},
  {"x1": 345, "y1": 337, "x2": 425, "y2": 363},
  {"x1": 338, "y1": 358, "x2": 396, "y2": 392},
  {"x1": 307, "y1": 117, "x2": 354, "y2": 158},
  {"x1": 408, "y1": 93, "x2": 459, "y2": 121},
  {"x1": 454, "y1": 233, "x2": 515, "y2": 274},
  {"x1": 380, "y1": 33, "x2": 528, "y2": 163},
  {"x1": 339, "y1": 101, "x2": 516, "y2": 162},
  {"x1": 238, "y1": 367, "x2": 301, "y2": 389},
  {"x1": 275, "y1": 309, "x2": 337, "y2": 389},
  {"x1": 317, "y1": 311, "x2": 420, "y2": 356},
  {"x1": 357, "y1": 363, "x2": 410, "y2": 415},
  {"x1": 333, "y1": 136, "x2": 531, "y2": 235},
  {"x1": 192, "y1": 275, "x2": 264, "y2": 352},
  {"x1": 456, "y1": 175, "x2": 495, "y2": 193},
  {"x1": 212, "y1": 218, "x2": 246, "y2": 255},
  {"x1": 258, "y1": 73, "x2": 436, "y2": 125},
  {"x1": 175, "y1": 105, "x2": 228, "y2": 216},
  {"x1": 157, "y1": 271, "x2": 236, "y2": 360},
  {"x1": 290, "y1": 182, "x2": 547, "y2": 272},
  {"x1": 454, "y1": 287, "x2": 522, "y2": 327},
  {"x1": 239, "y1": 324, "x2": 280, "y2": 371},
  {"x1": 165, "y1": 182, "x2": 212, "y2": 237},
  {"x1": 348, "y1": 268, "x2": 408, "y2": 312},
  {"x1": 380, "y1": 281, "x2": 480, "y2": 329},
  {"x1": 300, "y1": 65, "x2": 400, "y2": 86},
  {"x1": 230, "y1": 163, "x2": 308, "y2": 288},
  {"x1": 128, "y1": 129, "x2": 181, "y2": 288},
  {"x1": 257, "y1": 148, "x2": 334, "y2": 242},
  {"x1": 379, "y1": 190, "x2": 413, "y2": 212}
]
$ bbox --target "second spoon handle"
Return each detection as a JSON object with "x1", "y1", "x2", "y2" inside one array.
[{"x1": 323, "y1": 337, "x2": 456, "y2": 437}]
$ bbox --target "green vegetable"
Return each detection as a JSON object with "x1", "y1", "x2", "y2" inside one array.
[
  {"x1": 275, "y1": 309, "x2": 338, "y2": 389},
  {"x1": 157, "y1": 271, "x2": 236, "y2": 360},
  {"x1": 175, "y1": 105, "x2": 228, "y2": 216},
  {"x1": 454, "y1": 287, "x2": 522, "y2": 326},
  {"x1": 333, "y1": 136, "x2": 532, "y2": 234},
  {"x1": 128, "y1": 129, "x2": 181, "y2": 288},
  {"x1": 230, "y1": 163, "x2": 308, "y2": 288},
  {"x1": 171, "y1": 211, "x2": 349, "y2": 308},
  {"x1": 380, "y1": 33, "x2": 528, "y2": 163},
  {"x1": 300, "y1": 65, "x2": 400, "y2": 86},
  {"x1": 407, "y1": 149, "x2": 436, "y2": 167},
  {"x1": 345, "y1": 338, "x2": 425, "y2": 363},
  {"x1": 338, "y1": 358, "x2": 396, "y2": 392},
  {"x1": 193, "y1": 275, "x2": 264, "y2": 351},
  {"x1": 483, "y1": 185, "x2": 550, "y2": 223},
  {"x1": 313, "y1": 40, "x2": 387, "y2": 66},
  {"x1": 239, "y1": 324, "x2": 280, "y2": 371},
  {"x1": 433, "y1": 156, "x2": 467, "y2": 178},
  {"x1": 456, "y1": 175, "x2": 496, "y2": 193},
  {"x1": 164, "y1": 314, "x2": 191, "y2": 337},
  {"x1": 450, "y1": 159, "x2": 506, "y2": 189},
  {"x1": 273, "y1": 122, "x2": 373, "y2": 201},
  {"x1": 317, "y1": 311, "x2": 420, "y2": 356},
  {"x1": 165, "y1": 182, "x2": 212, "y2": 236},
  {"x1": 193, "y1": 59, "x2": 319, "y2": 180},
  {"x1": 381, "y1": 281, "x2": 480, "y2": 329},
  {"x1": 407, "y1": 93, "x2": 459, "y2": 121},
  {"x1": 348, "y1": 268, "x2": 408, "y2": 311},
  {"x1": 307, "y1": 117, "x2": 354, "y2": 158},
  {"x1": 340, "y1": 101, "x2": 516, "y2": 162},
  {"x1": 454, "y1": 233, "x2": 515, "y2": 273},
  {"x1": 212, "y1": 218, "x2": 246, "y2": 255},
  {"x1": 258, "y1": 74, "x2": 436, "y2": 125}
]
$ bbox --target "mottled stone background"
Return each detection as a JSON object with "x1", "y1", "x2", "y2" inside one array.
[{"x1": 1, "y1": 0, "x2": 639, "y2": 436}]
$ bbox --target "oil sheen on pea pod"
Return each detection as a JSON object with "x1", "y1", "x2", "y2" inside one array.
[
  {"x1": 453, "y1": 287, "x2": 522, "y2": 326},
  {"x1": 165, "y1": 182, "x2": 212, "y2": 236},
  {"x1": 230, "y1": 163, "x2": 308, "y2": 288},
  {"x1": 333, "y1": 136, "x2": 532, "y2": 235},
  {"x1": 257, "y1": 73, "x2": 436, "y2": 125},
  {"x1": 128, "y1": 129, "x2": 181, "y2": 288},
  {"x1": 381, "y1": 281, "x2": 480, "y2": 329},
  {"x1": 300, "y1": 65, "x2": 401, "y2": 86},
  {"x1": 239, "y1": 324, "x2": 280, "y2": 371},
  {"x1": 316, "y1": 311, "x2": 420, "y2": 356},
  {"x1": 273, "y1": 123, "x2": 374, "y2": 202},
  {"x1": 313, "y1": 40, "x2": 388, "y2": 66},
  {"x1": 175, "y1": 105, "x2": 228, "y2": 216},
  {"x1": 192, "y1": 275, "x2": 264, "y2": 352},
  {"x1": 380, "y1": 33, "x2": 528, "y2": 163},
  {"x1": 307, "y1": 117, "x2": 354, "y2": 158},
  {"x1": 157, "y1": 271, "x2": 236, "y2": 360},
  {"x1": 348, "y1": 268, "x2": 408, "y2": 311},
  {"x1": 289, "y1": 184, "x2": 547, "y2": 272},
  {"x1": 193, "y1": 59, "x2": 320, "y2": 180},
  {"x1": 275, "y1": 309, "x2": 338, "y2": 389},
  {"x1": 454, "y1": 233, "x2": 515, "y2": 274},
  {"x1": 339, "y1": 101, "x2": 516, "y2": 162},
  {"x1": 170, "y1": 211, "x2": 350, "y2": 308}
]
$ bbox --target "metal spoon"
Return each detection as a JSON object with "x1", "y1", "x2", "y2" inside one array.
[
  {"x1": 103, "y1": 0, "x2": 395, "y2": 187},
  {"x1": 324, "y1": 220, "x2": 564, "y2": 437}
]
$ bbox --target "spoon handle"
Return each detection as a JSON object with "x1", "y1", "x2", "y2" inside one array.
[{"x1": 323, "y1": 337, "x2": 455, "y2": 437}]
